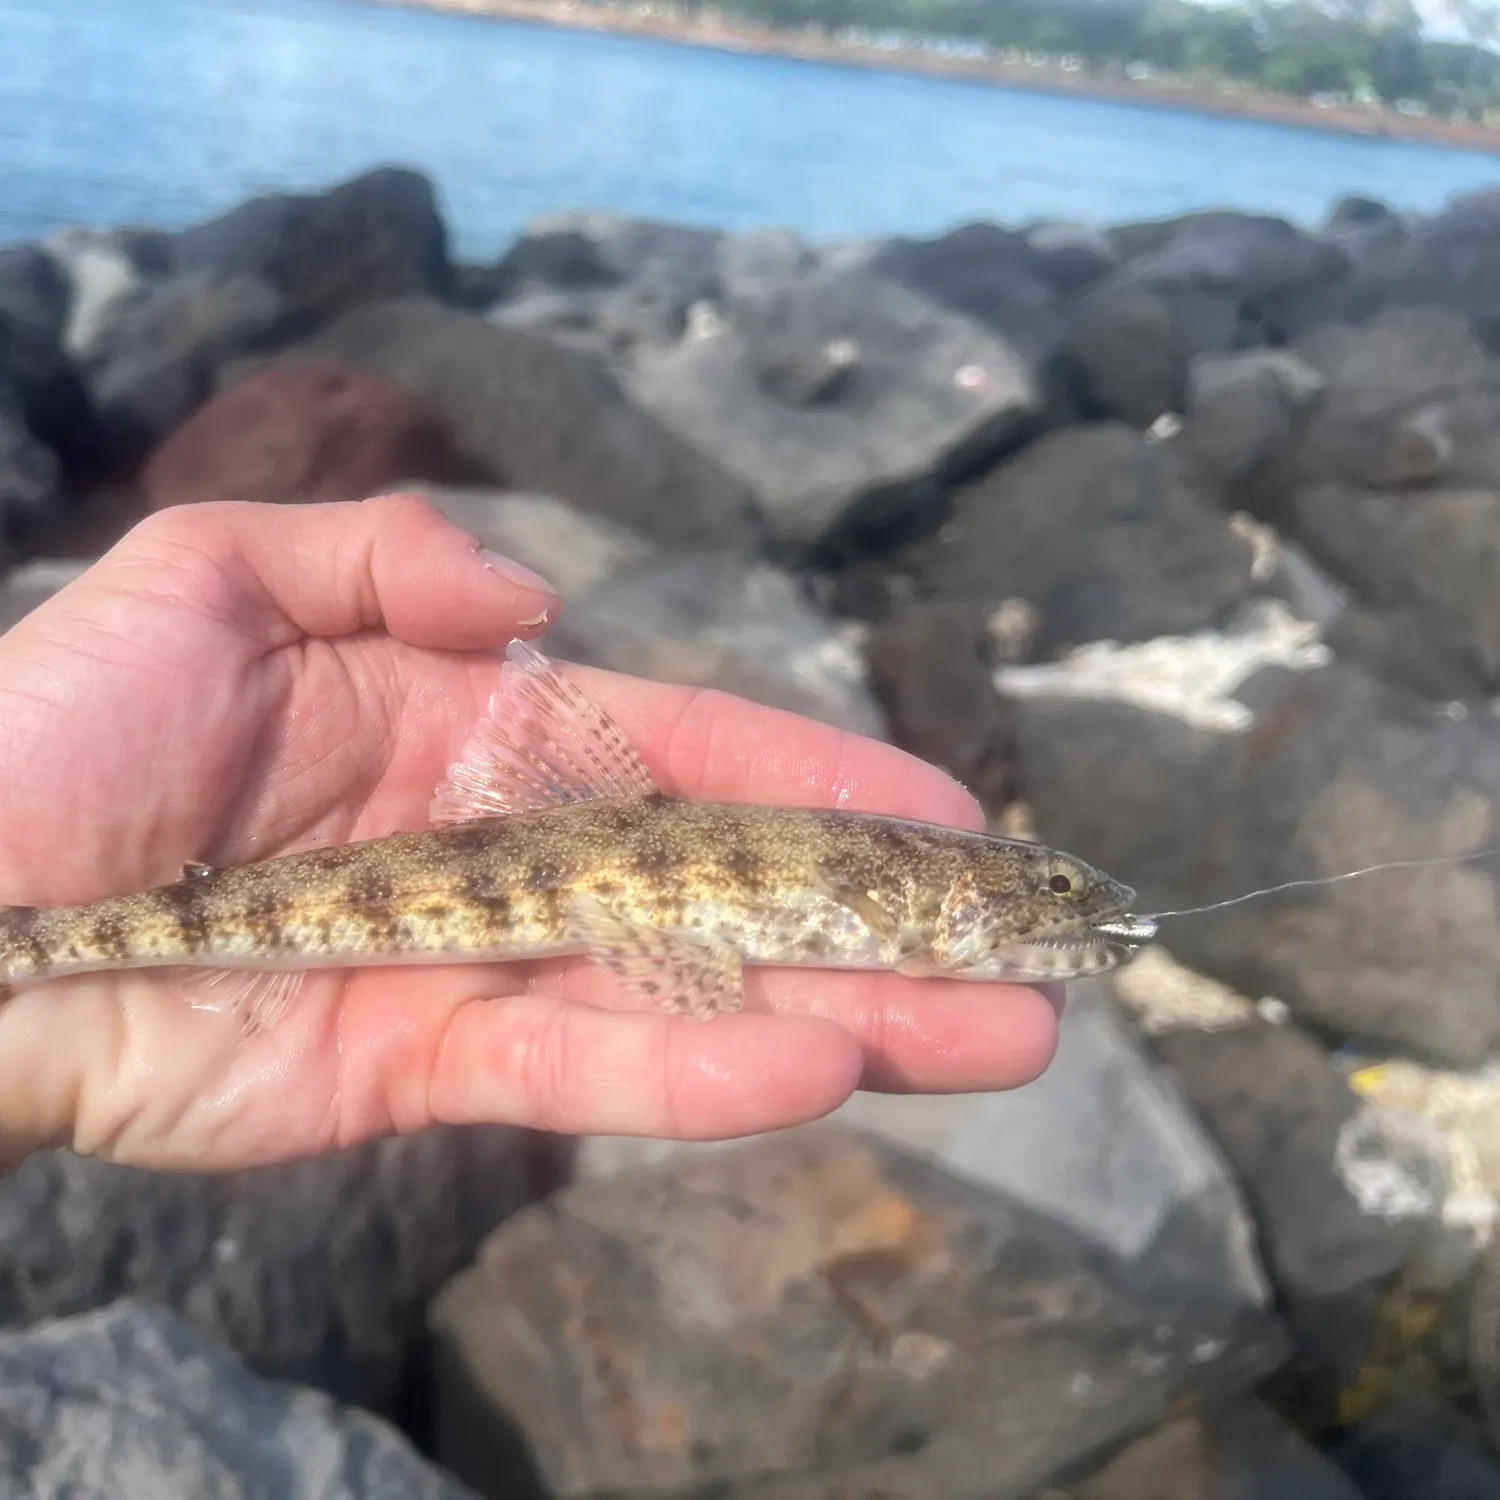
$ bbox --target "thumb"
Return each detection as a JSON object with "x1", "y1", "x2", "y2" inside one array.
[{"x1": 123, "y1": 493, "x2": 561, "y2": 652}]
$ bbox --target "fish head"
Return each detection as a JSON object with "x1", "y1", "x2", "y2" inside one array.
[{"x1": 948, "y1": 839, "x2": 1157, "y2": 983}]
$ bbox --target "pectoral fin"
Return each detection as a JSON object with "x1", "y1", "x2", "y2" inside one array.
[
  {"x1": 566, "y1": 896, "x2": 744, "y2": 1020},
  {"x1": 171, "y1": 967, "x2": 307, "y2": 1036}
]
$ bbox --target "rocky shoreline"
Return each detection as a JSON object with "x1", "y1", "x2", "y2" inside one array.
[{"x1": 7, "y1": 166, "x2": 1500, "y2": 1496}]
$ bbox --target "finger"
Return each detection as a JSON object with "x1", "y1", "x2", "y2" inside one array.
[
  {"x1": 420, "y1": 996, "x2": 864, "y2": 1139},
  {"x1": 481, "y1": 660, "x2": 988, "y2": 829},
  {"x1": 125, "y1": 494, "x2": 561, "y2": 651},
  {"x1": 518, "y1": 955, "x2": 1059, "y2": 1095}
]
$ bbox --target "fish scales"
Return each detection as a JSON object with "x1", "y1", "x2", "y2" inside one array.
[{"x1": 0, "y1": 799, "x2": 1066, "y2": 984}]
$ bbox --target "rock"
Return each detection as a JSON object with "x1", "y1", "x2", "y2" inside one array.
[
  {"x1": 621, "y1": 262, "x2": 1039, "y2": 557},
  {"x1": 998, "y1": 643, "x2": 1500, "y2": 1068},
  {"x1": 575, "y1": 980, "x2": 1282, "y2": 1376},
  {"x1": 1328, "y1": 1414, "x2": 1500, "y2": 1499},
  {"x1": 1152, "y1": 1020, "x2": 1447, "y2": 1383},
  {"x1": 863, "y1": 220, "x2": 1066, "y2": 363},
  {"x1": 1325, "y1": 602, "x2": 1490, "y2": 704},
  {"x1": 1291, "y1": 482, "x2": 1500, "y2": 693},
  {"x1": 879, "y1": 424, "x2": 1253, "y2": 653},
  {"x1": 1070, "y1": 1399, "x2": 1365, "y2": 1500},
  {"x1": 174, "y1": 165, "x2": 452, "y2": 331},
  {"x1": 45, "y1": 227, "x2": 155, "y2": 361},
  {"x1": 1179, "y1": 349, "x2": 1326, "y2": 499},
  {"x1": 0, "y1": 559, "x2": 88, "y2": 634},
  {"x1": 80, "y1": 271, "x2": 285, "y2": 462},
  {"x1": 292, "y1": 297, "x2": 761, "y2": 552},
  {"x1": 1108, "y1": 209, "x2": 1350, "y2": 344},
  {"x1": 1284, "y1": 306, "x2": 1493, "y2": 501},
  {"x1": 0, "y1": 1300, "x2": 481, "y2": 1500},
  {"x1": 1348, "y1": 185, "x2": 1500, "y2": 334},
  {"x1": 717, "y1": 226, "x2": 819, "y2": 304},
  {"x1": 0, "y1": 1126, "x2": 539, "y2": 1417},
  {"x1": 485, "y1": 212, "x2": 724, "y2": 361},
  {"x1": 432, "y1": 1124, "x2": 1280, "y2": 1500},
  {"x1": 1067, "y1": 284, "x2": 1195, "y2": 428},
  {"x1": 862, "y1": 600, "x2": 1022, "y2": 816},
  {"x1": 543, "y1": 550, "x2": 887, "y2": 738},
  {"x1": 0, "y1": 242, "x2": 108, "y2": 480},
  {"x1": 413, "y1": 484, "x2": 656, "y2": 601},
  {"x1": 140, "y1": 360, "x2": 469, "y2": 510},
  {"x1": 0, "y1": 398, "x2": 61, "y2": 554},
  {"x1": 508, "y1": 210, "x2": 722, "y2": 296},
  {"x1": 1020, "y1": 219, "x2": 1119, "y2": 296}
]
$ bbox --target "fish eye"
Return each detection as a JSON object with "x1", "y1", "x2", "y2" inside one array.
[{"x1": 1046, "y1": 860, "x2": 1086, "y2": 899}]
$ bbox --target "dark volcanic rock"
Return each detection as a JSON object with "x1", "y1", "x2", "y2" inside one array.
[
  {"x1": 174, "y1": 166, "x2": 452, "y2": 331},
  {"x1": 1284, "y1": 306, "x2": 1494, "y2": 499},
  {"x1": 1152, "y1": 1021, "x2": 1446, "y2": 1382},
  {"x1": 0, "y1": 1127, "x2": 539, "y2": 1416},
  {"x1": 1070, "y1": 1399, "x2": 1365, "y2": 1500},
  {"x1": 294, "y1": 297, "x2": 761, "y2": 551},
  {"x1": 431, "y1": 1125, "x2": 1278, "y2": 1500},
  {"x1": 0, "y1": 242, "x2": 108, "y2": 482},
  {"x1": 1328, "y1": 1414, "x2": 1500, "y2": 1499},
  {"x1": 0, "y1": 1300, "x2": 480, "y2": 1500},
  {"x1": 1003, "y1": 657, "x2": 1500, "y2": 1067},
  {"x1": 622, "y1": 262, "x2": 1040, "y2": 556},
  {"x1": 862, "y1": 600, "x2": 1022, "y2": 815},
  {"x1": 546, "y1": 549, "x2": 886, "y2": 736},
  {"x1": 1292, "y1": 482, "x2": 1500, "y2": 694},
  {"x1": 883, "y1": 423, "x2": 1253, "y2": 651},
  {"x1": 1067, "y1": 283, "x2": 1197, "y2": 428},
  {"x1": 863, "y1": 220, "x2": 1065, "y2": 362},
  {"x1": 1347, "y1": 185, "x2": 1500, "y2": 334},
  {"x1": 81, "y1": 271, "x2": 285, "y2": 461},
  {"x1": 0, "y1": 397, "x2": 61, "y2": 555},
  {"x1": 1179, "y1": 349, "x2": 1326, "y2": 500},
  {"x1": 141, "y1": 359, "x2": 468, "y2": 509}
]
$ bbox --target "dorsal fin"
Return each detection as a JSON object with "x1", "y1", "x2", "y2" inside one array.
[{"x1": 430, "y1": 639, "x2": 659, "y2": 825}]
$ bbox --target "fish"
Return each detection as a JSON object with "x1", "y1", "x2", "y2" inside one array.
[{"x1": 0, "y1": 640, "x2": 1156, "y2": 1031}]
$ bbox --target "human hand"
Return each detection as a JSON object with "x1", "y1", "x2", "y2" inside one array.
[{"x1": 0, "y1": 496, "x2": 1060, "y2": 1173}]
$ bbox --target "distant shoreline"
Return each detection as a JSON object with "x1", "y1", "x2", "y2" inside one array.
[{"x1": 364, "y1": 0, "x2": 1500, "y2": 160}]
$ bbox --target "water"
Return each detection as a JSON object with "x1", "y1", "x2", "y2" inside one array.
[{"x1": 4, "y1": 0, "x2": 1500, "y2": 262}]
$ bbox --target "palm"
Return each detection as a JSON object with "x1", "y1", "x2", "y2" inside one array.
[{"x1": 0, "y1": 498, "x2": 1060, "y2": 1174}]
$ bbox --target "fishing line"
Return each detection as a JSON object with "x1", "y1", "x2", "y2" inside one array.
[{"x1": 1138, "y1": 842, "x2": 1500, "y2": 922}]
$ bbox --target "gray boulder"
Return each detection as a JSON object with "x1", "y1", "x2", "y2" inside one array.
[
  {"x1": 999, "y1": 648, "x2": 1500, "y2": 1068},
  {"x1": 622, "y1": 262, "x2": 1039, "y2": 556},
  {"x1": 0, "y1": 1300, "x2": 480, "y2": 1500},
  {"x1": 1291, "y1": 481, "x2": 1500, "y2": 694},
  {"x1": 0, "y1": 1126, "x2": 538, "y2": 1416},
  {"x1": 81, "y1": 271, "x2": 285, "y2": 460},
  {"x1": 1153, "y1": 1020, "x2": 1448, "y2": 1382},
  {"x1": 432, "y1": 1122, "x2": 1282, "y2": 1500},
  {"x1": 294, "y1": 297, "x2": 762, "y2": 551},
  {"x1": 1071, "y1": 1399, "x2": 1365, "y2": 1500},
  {"x1": 173, "y1": 165, "x2": 453, "y2": 330},
  {"x1": 544, "y1": 549, "x2": 886, "y2": 738},
  {"x1": 881, "y1": 423, "x2": 1253, "y2": 653},
  {"x1": 0, "y1": 558, "x2": 89, "y2": 634},
  {"x1": 575, "y1": 979, "x2": 1281, "y2": 1380}
]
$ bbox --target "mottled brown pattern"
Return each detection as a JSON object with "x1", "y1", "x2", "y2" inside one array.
[{"x1": 0, "y1": 797, "x2": 1139, "y2": 988}]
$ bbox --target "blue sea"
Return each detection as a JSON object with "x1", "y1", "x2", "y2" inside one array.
[{"x1": 4, "y1": 0, "x2": 1500, "y2": 262}]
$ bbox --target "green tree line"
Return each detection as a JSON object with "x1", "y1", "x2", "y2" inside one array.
[{"x1": 660, "y1": 0, "x2": 1500, "y2": 120}]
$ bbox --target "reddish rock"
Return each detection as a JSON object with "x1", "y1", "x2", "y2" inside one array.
[{"x1": 141, "y1": 360, "x2": 477, "y2": 510}]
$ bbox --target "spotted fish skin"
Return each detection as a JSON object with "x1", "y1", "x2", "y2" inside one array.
[
  {"x1": 0, "y1": 640, "x2": 1153, "y2": 1026},
  {"x1": 0, "y1": 797, "x2": 1139, "y2": 987}
]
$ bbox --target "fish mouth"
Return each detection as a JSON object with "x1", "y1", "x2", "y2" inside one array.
[{"x1": 978, "y1": 912, "x2": 1158, "y2": 982}]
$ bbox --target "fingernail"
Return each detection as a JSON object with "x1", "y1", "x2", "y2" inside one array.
[{"x1": 478, "y1": 547, "x2": 558, "y2": 598}]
